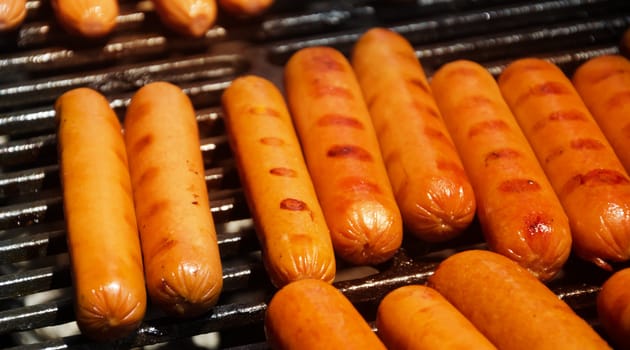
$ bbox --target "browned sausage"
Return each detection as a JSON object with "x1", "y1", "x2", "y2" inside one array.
[
  {"x1": 376, "y1": 285, "x2": 497, "y2": 350},
  {"x1": 51, "y1": 0, "x2": 119, "y2": 37},
  {"x1": 218, "y1": 0, "x2": 274, "y2": 18},
  {"x1": 284, "y1": 46, "x2": 403, "y2": 265},
  {"x1": 428, "y1": 249, "x2": 612, "y2": 350},
  {"x1": 151, "y1": 0, "x2": 217, "y2": 37},
  {"x1": 597, "y1": 267, "x2": 630, "y2": 350},
  {"x1": 431, "y1": 59, "x2": 572, "y2": 281},
  {"x1": 221, "y1": 75, "x2": 336, "y2": 287},
  {"x1": 351, "y1": 28, "x2": 476, "y2": 242},
  {"x1": 498, "y1": 58, "x2": 630, "y2": 270},
  {"x1": 124, "y1": 81, "x2": 223, "y2": 317},
  {"x1": 56, "y1": 88, "x2": 146, "y2": 340},
  {"x1": 573, "y1": 55, "x2": 630, "y2": 173},
  {"x1": 0, "y1": 0, "x2": 26, "y2": 31},
  {"x1": 265, "y1": 279, "x2": 387, "y2": 350}
]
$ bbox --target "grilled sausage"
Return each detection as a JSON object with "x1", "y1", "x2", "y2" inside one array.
[
  {"x1": 427, "y1": 249, "x2": 612, "y2": 350},
  {"x1": 430, "y1": 59, "x2": 572, "y2": 281},
  {"x1": 55, "y1": 88, "x2": 146, "y2": 340},
  {"x1": 51, "y1": 0, "x2": 119, "y2": 38},
  {"x1": 376, "y1": 285, "x2": 497, "y2": 350},
  {"x1": 151, "y1": 0, "x2": 217, "y2": 37},
  {"x1": 351, "y1": 28, "x2": 476, "y2": 242},
  {"x1": 498, "y1": 58, "x2": 630, "y2": 270},
  {"x1": 221, "y1": 75, "x2": 336, "y2": 288},
  {"x1": 0, "y1": 0, "x2": 26, "y2": 31},
  {"x1": 124, "y1": 81, "x2": 223, "y2": 317},
  {"x1": 284, "y1": 46, "x2": 403, "y2": 265},
  {"x1": 597, "y1": 267, "x2": 630, "y2": 350},
  {"x1": 218, "y1": 0, "x2": 274, "y2": 18},
  {"x1": 573, "y1": 55, "x2": 630, "y2": 173},
  {"x1": 265, "y1": 279, "x2": 387, "y2": 350}
]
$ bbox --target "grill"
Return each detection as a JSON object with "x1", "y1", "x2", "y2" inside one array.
[{"x1": 1, "y1": 0, "x2": 630, "y2": 348}]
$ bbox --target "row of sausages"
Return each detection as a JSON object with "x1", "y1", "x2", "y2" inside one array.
[
  {"x1": 222, "y1": 27, "x2": 630, "y2": 348},
  {"x1": 0, "y1": 0, "x2": 273, "y2": 37},
  {"x1": 56, "y1": 82, "x2": 224, "y2": 340},
  {"x1": 52, "y1": 24, "x2": 630, "y2": 345},
  {"x1": 265, "y1": 250, "x2": 620, "y2": 349}
]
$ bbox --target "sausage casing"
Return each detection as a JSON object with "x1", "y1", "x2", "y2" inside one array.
[
  {"x1": 573, "y1": 55, "x2": 630, "y2": 174},
  {"x1": 284, "y1": 46, "x2": 403, "y2": 265},
  {"x1": 265, "y1": 279, "x2": 387, "y2": 350},
  {"x1": 597, "y1": 267, "x2": 630, "y2": 350},
  {"x1": 221, "y1": 75, "x2": 336, "y2": 287},
  {"x1": 351, "y1": 28, "x2": 476, "y2": 242},
  {"x1": 428, "y1": 250, "x2": 611, "y2": 350},
  {"x1": 56, "y1": 88, "x2": 146, "y2": 340},
  {"x1": 376, "y1": 285, "x2": 497, "y2": 350},
  {"x1": 51, "y1": 0, "x2": 119, "y2": 37},
  {"x1": 124, "y1": 81, "x2": 223, "y2": 317},
  {"x1": 151, "y1": 0, "x2": 217, "y2": 37},
  {"x1": 217, "y1": 0, "x2": 274, "y2": 18},
  {"x1": 498, "y1": 58, "x2": 630, "y2": 269},
  {"x1": 431, "y1": 59, "x2": 572, "y2": 281},
  {"x1": 0, "y1": 0, "x2": 26, "y2": 31}
]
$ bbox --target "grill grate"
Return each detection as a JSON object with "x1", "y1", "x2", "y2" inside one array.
[{"x1": 1, "y1": 0, "x2": 630, "y2": 348}]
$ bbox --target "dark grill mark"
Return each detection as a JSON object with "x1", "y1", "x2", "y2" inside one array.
[
  {"x1": 607, "y1": 91, "x2": 630, "y2": 109},
  {"x1": 310, "y1": 53, "x2": 346, "y2": 72},
  {"x1": 484, "y1": 148, "x2": 521, "y2": 165},
  {"x1": 544, "y1": 147, "x2": 564, "y2": 164},
  {"x1": 570, "y1": 138, "x2": 605, "y2": 151},
  {"x1": 339, "y1": 176, "x2": 382, "y2": 194},
  {"x1": 260, "y1": 137, "x2": 284, "y2": 146},
  {"x1": 424, "y1": 127, "x2": 449, "y2": 142},
  {"x1": 270, "y1": 167, "x2": 297, "y2": 177},
  {"x1": 561, "y1": 169, "x2": 630, "y2": 197},
  {"x1": 327, "y1": 145, "x2": 373, "y2": 162},
  {"x1": 248, "y1": 106, "x2": 282, "y2": 118},
  {"x1": 280, "y1": 198, "x2": 308, "y2": 211},
  {"x1": 532, "y1": 109, "x2": 587, "y2": 132},
  {"x1": 498, "y1": 179, "x2": 541, "y2": 193},
  {"x1": 468, "y1": 119, "x2": 509, "y2": 138},
  {"x1": 317, "y1": 114, "x2": 364, "y2": 129},
  {"x1": 411, "y1": 101, "x2": 441, "y2": 119},
  {"x1": 153, "y1": 238, "x2": 177, "y2": 258},
  {"x1": 311, "y1": 84, "x2": 354, "y2": 99},
  {"x1": 136, "y1": 165, "x2": 160, "y2": 185},
  {"x1": 131, "y1": 134, "x2": 154, "y2": 155},
  {"x1": 589, "y1": 68, "x2": 630, "y2": 85},
  {"x1": 407, "y1": 78, "x2": 431, "y2": 95},
  {"x1": 514, "y1": 81, "x2": 571, "y2": 107},
  {"x1": 145, "y1": 199, "x2": 170, "y2": 220},
  {"x1": 436, "y1": 160, "x2": 466, "y2": 176}
]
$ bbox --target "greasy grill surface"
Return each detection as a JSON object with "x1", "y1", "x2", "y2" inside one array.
[{"x1": 1, "y1": 0, "x2": 630, "y2": 348}]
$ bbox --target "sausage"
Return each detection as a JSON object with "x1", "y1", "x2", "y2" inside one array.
[
  {"x1": 427, "y1": 249, "x2": 612, "y2": 350},
  {"x1": 124, "y1": 81, "x2": 223, "y2": 317},
  {"x1": 376, "y1": 285, "x2": 497, "y2": 350},
  {"x1": 430, "y1": 59, "x2": 572, "y2": 281},
  {"x1": 217, "y1": 0, "x2": 274, "y2": 18},
  {"x1": 284, "y1": 46, "x2": 403, "y2": 265},
  {"x1": 151, "y1": 0, "x2": 217, "y2": 37},
  {"x1": 573, "y1": 55, "x2": 630, "y2": 173},
  {"x1": 0, "y1": 0, "x2": 26, "y2": 31},
  {"x1": 221, "y1": 75, "x2": 336, "y2": 288},
  {"x1": 55, "y1": 88, "x2": 146, "y2": 340},
  {"x1": 265, "y1": 279, "x2": 386, "y2": 350},
  {"x1": 597, "y1": 267, "x2": 630, "y2": 350},
  {"x1": 351, "y1": 28, "x2": 476, "y2": 242},
  {"x1": 497, "y1": 58, "x2": 630, "y2": 270},
  {"x1": 51, "y1": 0, "x2": 119, "y2": 38}
]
